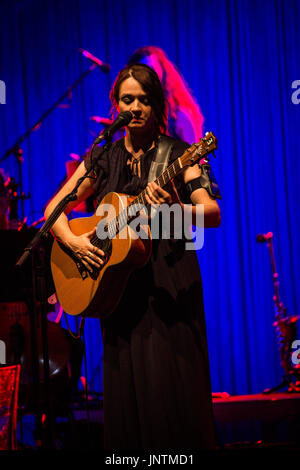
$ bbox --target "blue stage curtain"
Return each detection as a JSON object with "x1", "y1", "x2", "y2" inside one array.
[{"x1": 0, "y1": 0, "x2": 299, "y2": 396}]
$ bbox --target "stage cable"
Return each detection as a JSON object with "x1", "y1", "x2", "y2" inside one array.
[
  {"x1": 79, "y1": 319, "x2": 91, "y2": 448},
  {"x1": 63, "y1": 312, "x2": 91, "y2": 445}
]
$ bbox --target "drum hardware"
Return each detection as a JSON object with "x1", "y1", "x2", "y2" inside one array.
[{"x1": 0, "y1": 52, "x2": 110, "y2": 448}]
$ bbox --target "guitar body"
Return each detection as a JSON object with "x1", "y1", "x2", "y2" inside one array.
[
  {"x1": 50, "y1": 132, "x2": 217, "y2": 319},
  {"x1": 51, "y1": 192, "x2": 152, "y2": 318}
]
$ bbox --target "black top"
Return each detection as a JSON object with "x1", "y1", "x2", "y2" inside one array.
[
  {"x1": 85, "y1": 136, "x2": 192, "y2": 205},
  {"x1": 85, "y1": 137, "x2": 216, "y2": 450}
]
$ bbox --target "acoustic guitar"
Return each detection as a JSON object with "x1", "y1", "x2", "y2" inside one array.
[{"x1": 50, "y1": 132, "x2": 217, "y2": 318}]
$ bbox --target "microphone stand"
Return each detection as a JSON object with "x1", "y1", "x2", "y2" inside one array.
[
  {"x1": 16, "y1": 177, "x2": 85, "y2": 449},
  {"x1": 15, "y1": 140, "x2": 111, "y2": 449},
  {"x1": 257, "y1": 233, "x2": 300, "y2": 394},
  {"x1": 0, "y1": 63, "x2": 99, "y2": 225}
]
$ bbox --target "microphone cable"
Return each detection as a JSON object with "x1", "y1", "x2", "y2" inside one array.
[{"x1": 63, "y1": 313, "x2": 92, "y2": 446}]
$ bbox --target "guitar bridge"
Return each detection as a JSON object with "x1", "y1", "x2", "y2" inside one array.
[
  {"x1": 75, "y1": 260, "x2": 89, "y2": 280},
  {"x1": 77, "y1": 241, "x2": 112, "y2": 281},
  {"x1": 58, "y1": 239, "x2": 112, "y2": 281},
  {"x1": 58, "y1": 241, "x2": 93, "y2": 280}
]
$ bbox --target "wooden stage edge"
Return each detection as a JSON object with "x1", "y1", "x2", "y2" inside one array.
[
  {"x1": 212, "y1": 392, "x2": 300, "y2": 421},
  {"x1": 211, "y1": 392, "x2": 300, "y2": 449}
]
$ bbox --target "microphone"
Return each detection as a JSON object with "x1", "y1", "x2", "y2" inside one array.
[
  {"x1": 79, "y1": 48, "x2": 111, "y2": 73},
  {"x1": 256, "y1": 232, "x2": 273, "y2": 243},
  {"x1": 93, "y1": 111, "x2": 133, "y2": 144}
]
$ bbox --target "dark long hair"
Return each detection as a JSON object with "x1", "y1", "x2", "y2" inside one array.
[{"x1": 109, "y1": 63, "x2": 167, "y2": 133}]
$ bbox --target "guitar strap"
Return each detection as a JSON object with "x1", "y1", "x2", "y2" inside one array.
[{"x1": 147, "y1": 135, "x2": 176, "y2": 182}]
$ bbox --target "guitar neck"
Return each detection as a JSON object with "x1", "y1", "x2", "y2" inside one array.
[
  {"x1": 101, "y1": 135, "x2": 216, "y2": 240},
  {"x1": 133, "y1": 155, "x2": 184, "y2": 206},
  {"x1": 109, "y1": 151, "x2": 188, "y2": 238}
]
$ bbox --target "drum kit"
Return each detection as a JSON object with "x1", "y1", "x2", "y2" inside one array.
[
  {"x1": 0, "y1": 112, "x2": 112, "y2": 433},
  {"x1": 0, "y1": 49, "x2": 114, "y2": 448},
  {"x1": 0, "y1": 68, "x2": 112, "y2": 367},
  {"x1": 0, "y1": 154, "x2": 90, "y2": 445}
]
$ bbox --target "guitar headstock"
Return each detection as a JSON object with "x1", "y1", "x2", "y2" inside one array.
[{"x1": 179, "y1": 132, "x2": 217, "y2": 168}]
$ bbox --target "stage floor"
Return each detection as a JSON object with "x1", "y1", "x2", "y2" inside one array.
[{"x1": 17, "y1": 392, "x2": 300, "y2": 450}]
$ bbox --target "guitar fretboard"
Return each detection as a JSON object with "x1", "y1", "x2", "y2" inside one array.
[
  {"x1": 89, "y1": 134, "x2": 216, "y2": 247},
  {"x1": 108, "y1": 157, "x2": 183, "y2": 239}
]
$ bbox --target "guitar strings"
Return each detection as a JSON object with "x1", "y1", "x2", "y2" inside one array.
[
  {"x1": 89, "y1": 159, "x2": 182, "y2": 248},
  {"x1": 86, "y1": 137, "x2": 215, "y2": 254}
]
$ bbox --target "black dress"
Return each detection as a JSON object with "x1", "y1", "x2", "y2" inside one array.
[{"x1": 85, "y1": 137, "x2": 216, "y2": 450}]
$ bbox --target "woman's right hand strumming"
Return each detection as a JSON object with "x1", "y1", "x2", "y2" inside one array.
[
  {"x1": 64, "y1": 227, "x2": 105, "y2": 273},
  {"x1": 44, "y1": 160, "x2": 104, "y2": 273}
]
